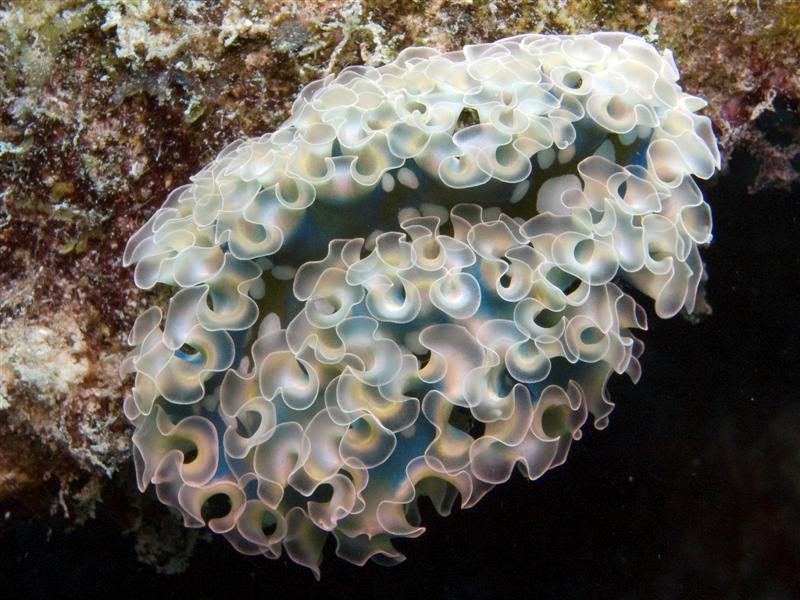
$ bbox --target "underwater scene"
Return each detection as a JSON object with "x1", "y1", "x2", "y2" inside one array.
[{"x1": 0, "y1": 2, "x2": 798, "y2": 599}]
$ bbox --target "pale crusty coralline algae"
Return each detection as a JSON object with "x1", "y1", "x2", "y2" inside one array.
[{"x1": 122, "y1": 32, "x2": 718, "y2": 577}]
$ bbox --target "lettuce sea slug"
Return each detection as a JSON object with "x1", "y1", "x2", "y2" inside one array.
[{"x1": 122, "y1": 31, "x2": 719, "y2": 577}]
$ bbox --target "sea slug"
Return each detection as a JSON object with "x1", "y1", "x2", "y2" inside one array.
[{"x1": 122, "y1": 31, "x2": 718, "y2": 577}]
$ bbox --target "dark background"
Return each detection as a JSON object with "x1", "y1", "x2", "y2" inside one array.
[{"x1": 2, "y1": 134, "x2": 799, "y2": 599}]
